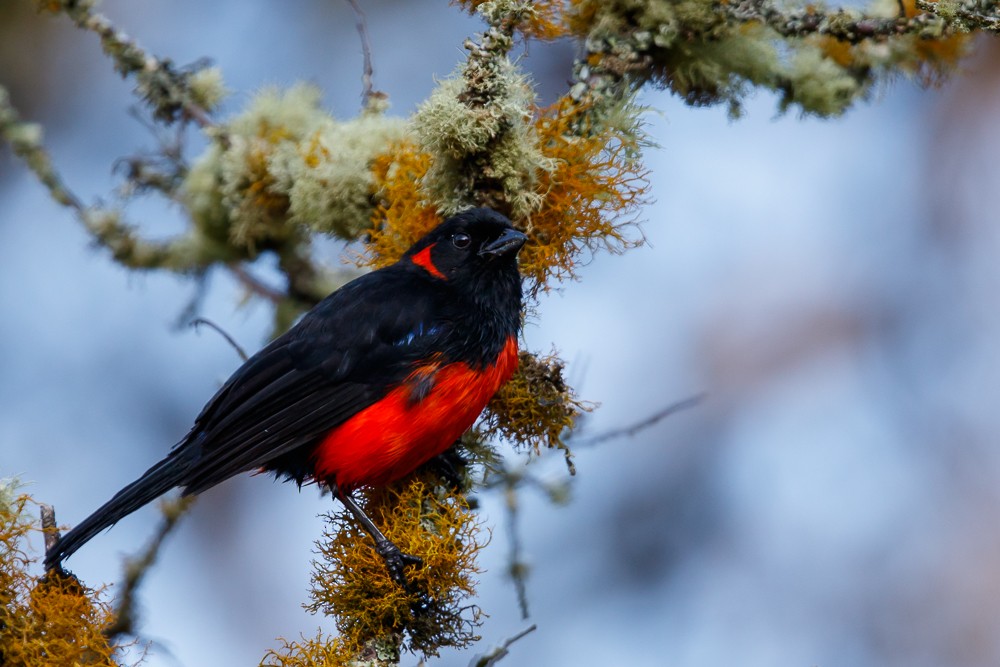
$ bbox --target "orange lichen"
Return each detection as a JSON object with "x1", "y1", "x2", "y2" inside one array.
[
  {"x1": 33, "y1": 1, "x2": 66, "y2": 14},
  {"x1": 1, "y1": 574, "x2": 120, "y2": 667},
  {"x1": 810, "y1": 0, "x2": 970, "y2": 85},
  {"x1": 814, "y1": 36, "x2": 856, "y2": 68},
  {"x1": 262, "y1": 631, "x2": 354, "y2": 667},
  {"x1": 244, "y1": 145, "x2": 290, "y2": 221},
  {"x1": 223, "y1": 120, "x2": 299, "y2": 252},
  {"x1": 911, "y1": 35, "x2": 970, "y2": 84},
  {"x1": 901, "y1": 0, "x2": 922, "y2": 18},
  {"x1": 303, "y1": 472, "x2": 485, "y2": 659},
  {"x1": 483, "y1": 350, "x2": 593, "y2": 471},
  {"x1": 521, "y1": 98, "x2": 648, "y2": 291},
  {"x1": 0, "y1": 492, "x2": 125, "y2": 667},
  {"x1": 453, "y1": 0, "x2": 569, "y2": 40},
  {"x1": 365, "y1": 106, "x2": 647, "y2": 293},
  {"x1": 366, "y1": 96, "x2": 646, "y2": 297},
  {"x1": 364, "y1": 141, "x2": 441, "y2": 268},
  {"x1": 897, "y1": 0, "x2": 970, "y2": 82},
  {"x1": 301, "y1": 131, "x2": 331, "y2": 170},
  {"x1": 565, "y1": 0, "x2": 600, "y2": 36}
]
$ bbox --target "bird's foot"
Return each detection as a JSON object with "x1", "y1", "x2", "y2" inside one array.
[
  {"x1": 337, "y1": 488, "x2": 425, "y2": 590},
  {"x1": 374, "y1": 537, "x2": 423, "y2": 589}
]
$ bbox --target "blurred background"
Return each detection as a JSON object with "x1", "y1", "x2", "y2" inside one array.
[{"x1": 3, "y1": 2, "x2": 1000, "y2": 666}]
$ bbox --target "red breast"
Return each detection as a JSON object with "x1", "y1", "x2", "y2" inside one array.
[{"x1": 313, "y1": 335, "x2": 519, "y2": 489}]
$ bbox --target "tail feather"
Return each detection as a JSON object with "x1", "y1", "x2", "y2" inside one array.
[{"x1": 44, "y1": 456, "x2": 188, "y2": 571}]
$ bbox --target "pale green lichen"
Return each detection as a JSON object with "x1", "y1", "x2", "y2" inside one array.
[
  {"x1": 568, "y1": 0, "x2": 881, "y2": 117},
  {"x1": 933, "y1": 0, "x2": 963, "y2": 23},
  {"x1": 412, "y1": 10, "x2": 550, "y2": 219},
  {"x1": 3, "y1": 120, "x2": 43, "y2": 147},
  {"x1": 180, "y1": 146, "x2": 231, "y2": 248},
  {"x1": 0, "y1": 478, "x2": 27, "y2": 534},
  {"x1": 186, "y1": 66, "x2": 229, "y2": 112},
  {"x1": 664, "y1": 25, "x2": 783, "y2": 117},
  {"x1": 781, "y1": 47, "x2": 861, "y2": 116},
  {"x1": 181, "y1": 84, "x2": 406, "y2": 256},
  {"x1": 475, "y1": 0, "x2": 532, "y2": 27},
  {"x1": 270, "y1": 112, "x2": 407, "y2": 238},
  {"x1": 417, "y1": 76, "x2": 510, "y2": 159}
]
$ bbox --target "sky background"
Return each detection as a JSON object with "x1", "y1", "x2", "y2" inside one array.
[{"x1": 3, "y1": 2, "x2": 1000, "y2": 666}]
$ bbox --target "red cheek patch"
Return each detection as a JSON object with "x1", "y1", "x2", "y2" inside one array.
[{"x1": 411, "y1": 244, "x2": 447, "y2": 280}]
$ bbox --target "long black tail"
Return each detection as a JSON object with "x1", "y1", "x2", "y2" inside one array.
[{"x1": 44, "y1": 455, "x2": 189, "y2": 571}]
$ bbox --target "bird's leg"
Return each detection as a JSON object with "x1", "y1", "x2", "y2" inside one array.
[{"x1": 336, "y1": 489, "x2": 422, "y2": 589}]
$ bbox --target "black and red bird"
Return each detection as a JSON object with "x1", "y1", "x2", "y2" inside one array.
[{"x1": 44, "y1": 207, "x2": 526, "y2": 581}]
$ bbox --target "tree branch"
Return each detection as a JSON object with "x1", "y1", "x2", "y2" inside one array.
[
  {"x1": 190, "y1": 317, "x2": 249, "y2": 362},
  {"x1": 345, "y1": 0, "x2": 376, "y2": 107},
  {"x1": 916, "y1": 0, "x2": 1000, "y2": 32},
  {"x1": 37, "y1": 0, "x2": 218, "y2": 127},
  {"x1": 227, "y1": 264, "x2": 285, "y2": 304},
  {"x1": 467, "y1": 624, "x2": 537, "y2": 667},
  {"x1": 104, "y1": 496, "x2": 196, "y2": 641},
  {"x1": 575, "y1": 394, "x2": 706, "y2": 447},
  {"x1": 1, "y1": 85, "x2": 85, "y2": 211}
]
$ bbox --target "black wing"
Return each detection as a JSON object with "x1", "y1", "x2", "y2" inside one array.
[
  {"x1": 177, "y1": 265, "x2": 453, "y2": 494},
  {"x1": 46, "y1": 264, "x2": 453, "y2": 569}
]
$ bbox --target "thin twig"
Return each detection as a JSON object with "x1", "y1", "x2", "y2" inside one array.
[
  {"x1": 467, "y1": 624, "x2": 537, "y2": 667},
  {"x1": 42, "y1": 3, "x2": 217, "y2": 128},
  {"x1": 503, "y1": 472, "x2": 530, "y2": 620},
  {"x1": 105, "y1": 496, "x2": 196, "y2": 641},
  {"x1": 575, "y1": 393, "x2": 706, "y2": 447},
  {"x1": 228, "y1": 263, "x2": 285, "y2": 304},
  {"x1": 40, "y1": 504, "x2": 59, "y2": 556},
  {"x1": 190, "y1": 317, "x2": 249, "y2": 362},
  {"x1": 345, "y1": 0, "x2": 375, "y2": 107},
  {"x1": 1, "y1": 86, "x2": 206, "y2": 271}
]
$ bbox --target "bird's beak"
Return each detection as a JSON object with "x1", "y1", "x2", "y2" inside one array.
[{"x1": 479, "y1": 228, "x2": 527, "y2": 257}]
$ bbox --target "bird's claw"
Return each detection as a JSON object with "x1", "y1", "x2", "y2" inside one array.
[
  {"x1": 375, "y1": 539, "x2": 423, "y2": 589},
  {"x1": 374, "y1": 540, "x2": 437, "y2": 615}
]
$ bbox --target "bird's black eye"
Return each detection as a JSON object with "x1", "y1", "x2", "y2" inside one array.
[{"x1": 452, "y1": 232, "x2": 472, "y2": 249}]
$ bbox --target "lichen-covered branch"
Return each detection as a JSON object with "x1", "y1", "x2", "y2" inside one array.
[
  {"x1": 0, "y1": 481, "x2": 128, "y2": 666},
  {"x1": 916, "y1": 0, "x2": 1000, "y2": 31},
  {"x1": 34, "y1": 0, "x2": 222, "y2": 127},
  {"x1": 263, "y1": 472, "x2": 486, "y2": 665},
  {"x1": 0, "y1": 86, "x2": 83, "y2": 210},
  {"x1": 726, "y1": 1, "x2": 943, "y2": 43},
  {"x1": 414, "y1": 3, "x2": 546, "y2": 219},
  {"x1": 104, "y1": 496, "x2": 196, "y2": 642},
  {"x1": 564, "y1": 0, "x2": 980, "y2": 117},
  {"x1": 1, "y1": 84, "x2": 210, "y2": 271}
]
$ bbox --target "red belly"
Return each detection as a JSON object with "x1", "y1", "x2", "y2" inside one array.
[{"x1": 314, "y1": 336, "x2": 518, "y2": 489}]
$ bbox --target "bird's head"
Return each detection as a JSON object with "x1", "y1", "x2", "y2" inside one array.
[{"x1": 402, "y1": 208, "x2": 527, "y2": 285}]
